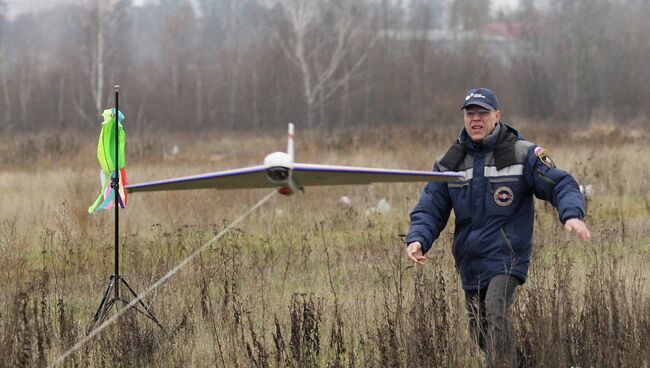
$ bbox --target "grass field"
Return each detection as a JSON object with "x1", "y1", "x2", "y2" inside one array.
[{"x1": 0, "y1": 122, "x2": 648, "y2": 367}]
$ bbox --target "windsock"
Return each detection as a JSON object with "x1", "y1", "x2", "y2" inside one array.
[{"x1": 88, "y1": 109, "x2": 128, "y2": 213}]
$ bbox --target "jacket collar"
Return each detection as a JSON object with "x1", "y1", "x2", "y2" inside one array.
[{"x1": 439, "y1": 123, "x2": 523, "y2": 171}]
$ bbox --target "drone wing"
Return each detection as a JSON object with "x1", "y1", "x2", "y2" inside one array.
[
  {"x1": 292, "y1": 163, "x2": 462, "y2": 186},
  {"x1": 126, "y1": 165, "x2": 271, "y2": 193},
  {"x1": 126, "y1": 163, "x2": 462, "y2": 194}
]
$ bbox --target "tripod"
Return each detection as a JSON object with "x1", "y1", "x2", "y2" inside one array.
[
  {"x1": 90, "y1": 274, "x2": 166, "y2": 332},
  {"x1": 89, "y1": 85, "x2": 166, "y2": 334}
]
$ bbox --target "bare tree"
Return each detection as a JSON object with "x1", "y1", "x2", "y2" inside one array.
[
  {"x1": 223, "y1": 0, "x2": 244, "y2": 129},
  {"x1": 16, "y1": 45, "x2": 35, "y2": 127},
  {"x1": 6, "y1": 13, "x2": 41, "y2": 130},
  {"x1": 161, "y1": 0, "x2": 196, "y2": 119},
  {"x1": 74, "y1": 0, "x2": 131, "y2": 123},
  {"x1": 0, "y1": 1, "x2": 9, "y2": 129},
  {"x1": 449, "y1": 0, "x2": 491, "y2": 31},
  {"x1": 81, "y1": 0, "x2": 107, "y2": 120},
  {"x1": 273, "y1": 0, "x2": 375, "y2": 128}
]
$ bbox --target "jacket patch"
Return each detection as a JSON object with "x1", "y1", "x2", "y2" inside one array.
[
  {"x1": 494, "y1": 186, "x2": 514, "y2": 206},
  {"x1": 534, "y1": 146, "x2": 555, "y2": 168}
]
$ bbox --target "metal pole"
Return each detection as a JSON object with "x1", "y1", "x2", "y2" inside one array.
[
  {"x1": 114, "y1": 85, "x2": 120, "y2": 299},
  {"x1": 89, "y1": 85, "x2": 165, "y2": 333}
]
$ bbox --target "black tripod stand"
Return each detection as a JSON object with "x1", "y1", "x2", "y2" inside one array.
[{"x1": 89, "y1": 85, "x2": 166, "y2": 334}]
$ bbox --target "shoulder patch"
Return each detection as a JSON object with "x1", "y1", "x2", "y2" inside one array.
[{"x1": 534, "y1": 146, "x2": 555, "y2": 168}]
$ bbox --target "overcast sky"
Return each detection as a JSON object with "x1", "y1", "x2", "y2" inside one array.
[
  {"x1": 4, "y1": 0, "x2": 521, "y2": 19},
  {"x1": 4, "y1": 0, "x2": 148, "y2": 18}
]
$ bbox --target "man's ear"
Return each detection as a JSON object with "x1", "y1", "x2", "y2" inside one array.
[{"x1": 495, "y1": 110, "x2": 501, "y2": 121}]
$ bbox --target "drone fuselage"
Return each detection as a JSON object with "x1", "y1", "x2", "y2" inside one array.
[{"x1": 263, "y1": 151, "x2": 300, "y2": 195}]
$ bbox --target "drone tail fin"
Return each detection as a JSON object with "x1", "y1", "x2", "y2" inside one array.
[{"x1": 287, "y1": 123, "x2": 294, "y2": 163}]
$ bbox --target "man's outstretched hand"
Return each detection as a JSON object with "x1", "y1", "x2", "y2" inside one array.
[
  {"x1": 406, "y1": 241, "x2": 427, "y2": 265},
  {"x1": 564, "y1": 218, "x2": 591, "y2": 241}
]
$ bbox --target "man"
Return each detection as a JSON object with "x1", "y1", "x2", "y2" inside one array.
[{"x1": 405, "y1": 88, "x2": 590, "y2": 366}]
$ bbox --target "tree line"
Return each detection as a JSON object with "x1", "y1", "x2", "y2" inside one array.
[{"x1": 0, "y1": 0, "x2": 648, "y2": 133}]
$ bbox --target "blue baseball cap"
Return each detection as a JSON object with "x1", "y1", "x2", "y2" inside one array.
[{"x1": 461, "y1": 88, "x2": 499, "y2": 111}]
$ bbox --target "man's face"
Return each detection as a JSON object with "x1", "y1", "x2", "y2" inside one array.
[{"x1": 463, "y1": 106, "x2": 500, "y2": 142}]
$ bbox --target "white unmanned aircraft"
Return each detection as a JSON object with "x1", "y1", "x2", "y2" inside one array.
[{"x1": 127, "y1": 124, "x2": 462, "y2": 195}]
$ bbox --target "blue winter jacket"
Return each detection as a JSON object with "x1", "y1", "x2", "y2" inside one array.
[{"x1": 406, "y1": 123, "x2": 585, "y2": 290}]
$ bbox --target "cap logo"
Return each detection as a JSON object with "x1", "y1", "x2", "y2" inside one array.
[
  {"x1": 494, "y1": 186, "x2": 514, "y2": 207},
  {"x1": 465, "y1": 92, "x2": 487, "y2": 101}
]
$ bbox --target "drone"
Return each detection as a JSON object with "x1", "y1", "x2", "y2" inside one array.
[{"x1": 126, "y1": 124, "x2": 462, "y2": 195}]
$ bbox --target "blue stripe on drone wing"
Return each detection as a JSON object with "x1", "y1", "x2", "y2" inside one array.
[
  {"x1": 127, "y1": 165, "x2": 269, "y2": 192},
  {"x1": 292, "y1": 163, "x2": 462, "y2": 186}
]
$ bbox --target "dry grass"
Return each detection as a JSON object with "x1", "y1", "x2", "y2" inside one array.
[{"x1": 0, "y1": 123, "x2": 648, "y2": 367}]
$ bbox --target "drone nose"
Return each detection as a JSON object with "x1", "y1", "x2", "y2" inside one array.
[{"x1": 267, "y1": 167, "x2": 290, "y2": 182}]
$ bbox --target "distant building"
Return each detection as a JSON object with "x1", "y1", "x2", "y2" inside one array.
[
  {"x1": 378, "y1": 23, "x2": 528, "y2": 65},
  {"x1": 379, "y1": 0, "x2": 530, "y2": 65}
]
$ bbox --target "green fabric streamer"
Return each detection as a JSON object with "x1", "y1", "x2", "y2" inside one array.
[
  {"x1": 88, "y1": 172, "x2": 110, "y2": 213},
  {"x1": 88, "y1": 109, "x2": 127, "y2": 213},
  {"x1": 97, "y1": 108, "x2": 126, "y2": 172}
]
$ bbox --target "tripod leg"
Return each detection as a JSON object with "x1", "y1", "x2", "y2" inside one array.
[
  {"x1": 119, "y1": 278, "x2": 168, "y2": 334},
  {"x1": 89, "y1": 277, "x2": 117, "y2": 332}
]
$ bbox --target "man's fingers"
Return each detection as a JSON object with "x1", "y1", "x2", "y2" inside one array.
[
  {"x1": 406, "y1": 250, "x2": 425, "y2": 265},
  {"x1": 564, "y1": 222, "x2": 572, "y2": 232},
  {"x1": 565, "y1": 220, "x2": 591, "y2": 241},
  {"x1": 405, "y1": 242, "x2": 426, "y2": 264},
  {"x1": 408, "y1": 252, "x2": 425, "y2": 264},
  {"x1": 406, "y1": 252, "x2": 417, "y2": 262},
  {"x1": 412, "y1": 254, "x2": 426, "y2": 262},
  {"x1": 578, "y1": 228, "x2": 591, "y2": 241}
]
